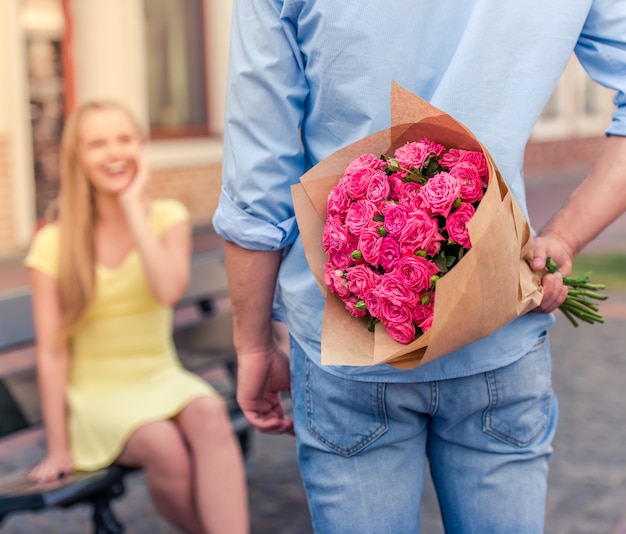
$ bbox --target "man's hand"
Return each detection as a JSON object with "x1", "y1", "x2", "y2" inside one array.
[
  {"x1": 236, "y1": 343, "x2": 294, "y2": 435},
  {"x1": 531, "y1": 234, "x2": 572, "y2": 314}
]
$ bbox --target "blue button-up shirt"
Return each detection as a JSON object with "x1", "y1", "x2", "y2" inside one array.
[{"x1": 214, "y1": 0, "x2": 626, "y2": 382}]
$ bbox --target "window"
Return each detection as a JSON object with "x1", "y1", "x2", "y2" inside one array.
[{"x1": 144, "y1": 0, "x2": 208, "y2": 138}]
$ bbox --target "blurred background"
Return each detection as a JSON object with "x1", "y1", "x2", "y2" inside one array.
[
  {"x1": 0, "y1": 2, "x2": 625, "y2": 533},
  {"x1": 0, "y1": 0, "x2": 620, "y2": 260}
]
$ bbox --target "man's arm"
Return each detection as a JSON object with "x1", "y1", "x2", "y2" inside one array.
[
  {"x1": 224, "y1": 241, "x2": 293, "y2": 434},
  {"x1": 532, "y1": 135, "x2": 626, "y2": 312}
]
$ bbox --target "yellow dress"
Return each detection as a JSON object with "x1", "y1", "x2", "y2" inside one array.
[{"x1": 24, "y1": 199, "x2": 216, "y2": 471}]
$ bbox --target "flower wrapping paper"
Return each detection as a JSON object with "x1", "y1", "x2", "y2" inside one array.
[{"x1": 291, "y1": 82, "x2": 543, "y2": 369}]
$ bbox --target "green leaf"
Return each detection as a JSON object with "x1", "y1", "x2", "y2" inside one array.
[{"x1": 434, "y1": 255, "x2": 448, "y2": 273}]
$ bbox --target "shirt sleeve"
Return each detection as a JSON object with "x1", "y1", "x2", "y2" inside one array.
[
  {"x1": 152, "y1": 199, "x2": 191, "y2": 236},
  {"x1": 212, "y1": 0, "x2": 308, "y2": 251},
  {"x1": 575, "y1": 0, "x2": 626, "y2": 137},
  {"x1": 23, "y1": 223, "x2": 60, "y2": 278}
]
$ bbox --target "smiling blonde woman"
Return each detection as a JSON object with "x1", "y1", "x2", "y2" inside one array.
[{"x1": 24, "y1": 101, "x2": 249, "y2": 534}]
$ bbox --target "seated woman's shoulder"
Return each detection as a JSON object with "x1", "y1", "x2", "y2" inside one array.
[{"x1": 150, "y1": 198, "x2": 190, "y2": 232}]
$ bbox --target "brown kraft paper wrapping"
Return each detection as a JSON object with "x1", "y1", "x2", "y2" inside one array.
[{"x1": 291, "y1": 82, "x2": 543, "y2": 370}]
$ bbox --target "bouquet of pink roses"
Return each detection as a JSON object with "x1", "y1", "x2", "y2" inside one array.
[
  {"x1": 323, "y1": 140, "x2": 489, "y2": 345},
  {"x1": 292, "y1": 83, "x2": 545, "y2": 369}
]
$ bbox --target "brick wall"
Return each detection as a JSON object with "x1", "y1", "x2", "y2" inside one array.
[
  {"x1": 148, "y1": 162, "x2": 223, "y2": 225},
  {"x1": 0, "y1": 137, "x2": 17, "y2": 255}
]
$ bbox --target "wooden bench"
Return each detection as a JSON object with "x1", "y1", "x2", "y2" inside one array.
[{"x1": 0, "y1": 249, "x2": 249, "y2": 533}]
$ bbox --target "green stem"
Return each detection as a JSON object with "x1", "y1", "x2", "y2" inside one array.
[
  {"x1": 546, "y1": 256, "x2": 608, "y2": 326},
  {"x1": 566, "y1": 295, "x2": 599, "y2": 312},
  {"x1": 559, "y1": 307, "x2": 579, "y2": 327}
]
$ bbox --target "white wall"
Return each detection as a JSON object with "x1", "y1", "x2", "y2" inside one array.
[
  {"x1": 0, "y1": 0, "x2": 36, "y2": 247},
  {"x1": 71, "y1": 0, "x2": 147, "y2": 125},
  {"x1": 206, "y1": 0, "x2": 232, "y2": 134}
]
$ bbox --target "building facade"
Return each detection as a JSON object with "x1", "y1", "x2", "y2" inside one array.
[{"x1": 0, "y1": 0, "x2": 616, "y2": 258}]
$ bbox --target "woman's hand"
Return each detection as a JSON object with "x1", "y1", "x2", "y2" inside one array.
[
  {"x1": 28, "y1": 450, "x2": 74, "y2": 483},
  {"x1": 119, "y1": 152, "x2": 150, "y2": 207}
]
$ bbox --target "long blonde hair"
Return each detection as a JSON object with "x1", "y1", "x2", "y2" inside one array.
[{"x1": 53, "y1": 100, "x2": 143, "y2": 338}]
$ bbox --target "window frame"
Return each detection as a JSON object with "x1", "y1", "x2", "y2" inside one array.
[{"x1": 144, "y1": 0, "x2": 211, "y2": 140}]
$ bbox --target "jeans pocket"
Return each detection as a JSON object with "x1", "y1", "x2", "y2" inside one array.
[
  {"x1": 483, "y1": 333, "x2": 554, "y2": 448},
  {"x1": 305, "y1": 359, "x2": 388, "y2": 457}
]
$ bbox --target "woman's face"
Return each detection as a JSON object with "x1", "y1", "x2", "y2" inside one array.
[{"x1": 77, "y1": 108, "x2": 142, "y2": 196}]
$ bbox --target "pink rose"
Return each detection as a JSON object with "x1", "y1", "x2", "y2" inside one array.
[
  {"x1": 323, "y1": 217, "x2": 351, "y2": 255},
  {"x1": 344, "y1": 153, "x2": 387, "y2": 174},
  {"x1": 422, "y1": 138, "x2": 447, "y2": 158},
  {"x1": 324, "y1": 263, "x2": 350, "y2": 299},
  {"x1": 446, "y1": 202, "x2": 475, "y2": 249},
  {"x1": 341, "y1": 167, "x2": 382, "y2": 200},
  {"x1": 396, "y1": 181, "x2": 423, "y2": 210},
  {"x1": 418, "y1": 313, "x2": 434, "y2": 333},
  {"x1": 377, "y1": 299, "x2": 412, "y2": 326},
  {"x1": 387, "y1": 172, "x2": 406, "y2": 201},
  {"x1": 340, "y1": 155, "x2": 387, "y2": 202},
  {"x1": 457, "y1": 150, "x2": 488, "y2": 181},
  {"x1": 375, "y1": 274, "x2": 417, "y2": 307},
  {"x1": 345, "y1": 264, "x2": 382, "y2": 300},
  {"x1": 438, "y1": 148, "x2": 462, "y2": 169},
  {"x1": 328, "y1": 249, "x2": 355, "y2": 270},
  {"x1": 382, "y1": 203, "x2": 410, "y2": 237},
  {"x1": 393, "y1": 256, "x2": 439, "y2": 293},
  {"x1": 366, "y1": 170, "x2": 391, "y2": 203},
  {"x1": 440, "y1": 149, "x2": 488, "y2": 182},
  {"x1": 327, "y1": 182, "x2": 352, "y2": 219},
  {"x1": 399, "y1": 211, "x2": 444, "y2": 257},
  {"x1": 412, "y1": 294, "x2": 434, "y2": 325},
  {"x1": 345, "y1": 200, "x2": 379, "y2": 236},
  {"x1": 418, "y1": 171, "x2": 461, "y2": 217},
  {"x1": 379, "y1": 236, "x2": 402, "y2": 271},
  {"x1": 449, "y1": 162, "x2": 484, "y2": 203},
  {"x1": 364, "y1": 288, "x2": 382, "y2": 318},
  {"x1": 382, "y1": 320, "x2": 416, "y2": 344},
  {"x1": 358, "y1": 227, "x2": 384, "y2": 266},
  {"x1": 343, "y1": 295, "x2": 368, "y2": 318},
  {"x1": 394, "y1": 141, "x2": 432, "y2": 169}
]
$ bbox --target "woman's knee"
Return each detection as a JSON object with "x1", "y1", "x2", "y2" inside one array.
[
  {"x1": 117, "y1": 419, "x2": 190, "y2": 473},
  {"x1": 177, "y1": 395, "x2": 234, "y2": 445}
]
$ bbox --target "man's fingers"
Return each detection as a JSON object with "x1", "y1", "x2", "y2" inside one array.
[
  {"x1": 535, "y1": 272, "x2": 568, "y2": 313},
  {"x1": 244, "y1": 410, "x2": 294, "y2": 434},
  {"x1": 240, "y1": 399, "x2": 293, "y2": 434},
  {"x1": 531, "y1": 255, "x2": 546, "y2": 272}
]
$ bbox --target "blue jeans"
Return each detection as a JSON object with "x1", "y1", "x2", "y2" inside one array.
[{"x1": 290, "y1": 333, "x2": 557, "y2": 534}]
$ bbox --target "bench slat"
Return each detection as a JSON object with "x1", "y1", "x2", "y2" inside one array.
[
  {"x1": 0, "y1": 381, "x2": 29, "y2": 438},
  {"x1": 0, "y1": 289, "x2": 34, "y2": 351}
]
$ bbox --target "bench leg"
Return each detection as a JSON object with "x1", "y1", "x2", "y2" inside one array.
[{"x1": 92, "y1": 480, "x2": 125, "y2": 534}]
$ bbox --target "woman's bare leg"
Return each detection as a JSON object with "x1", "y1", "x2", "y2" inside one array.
[
  {"x1": 176, "y1": 395, "x2": 250, "y2": 534},
  {"x1": 116, "y1": 420, "x2": 204, "y2": 534}
]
